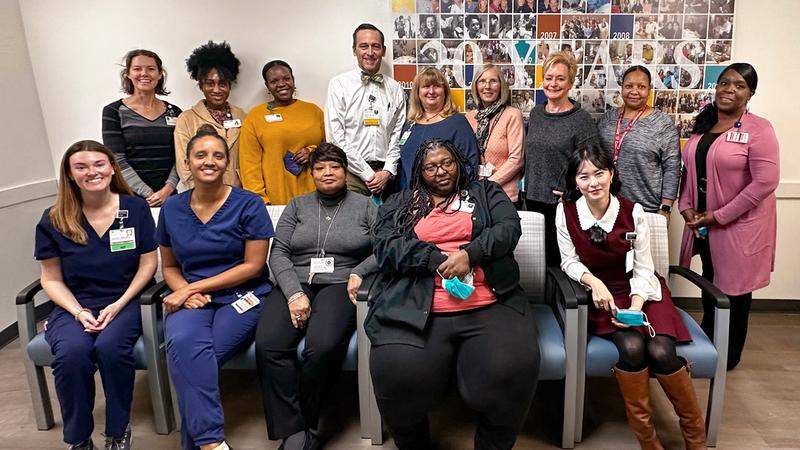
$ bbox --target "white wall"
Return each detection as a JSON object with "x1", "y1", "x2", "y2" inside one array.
[
  {"x1": 14, "y1": 0, "x2": 800, "y2": 300},
  {"x1": 0, "y1": 0, "x2": 57, "y2": 331}
]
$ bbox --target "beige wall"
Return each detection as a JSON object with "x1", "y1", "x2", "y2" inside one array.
[
  {"x1": 10, "y1": 0, "x2": 800, "y2": 302},
  {"x1": 0, "y1": 1, "x2": 56, "y2": 331}
]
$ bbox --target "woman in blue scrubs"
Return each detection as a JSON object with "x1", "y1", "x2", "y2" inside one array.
[
  {"x1": 35, "y1": 140, "x2": 158, "y2": 450},
  {"x1": 156, "y1": 124, "x2": 274, "y2": 450}
]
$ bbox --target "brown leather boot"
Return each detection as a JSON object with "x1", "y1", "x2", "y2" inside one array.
[
  {"x1": 656, "y1": 365, "x2": 708, "y2": 450},
  {"x1": 613, "y1": 367, "x2": 665, "y2": 450}
]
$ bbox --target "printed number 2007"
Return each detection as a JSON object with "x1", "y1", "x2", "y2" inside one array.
[
  {"x1": 612, "y1": 32, "x2": 631, "y2": 39},
  {"x1": 540, "y1": 32, "x2": 557, "y2": 39}
]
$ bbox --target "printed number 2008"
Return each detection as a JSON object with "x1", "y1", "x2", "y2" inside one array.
[{"x1": 612, "y1": 32, "x2": 631, "y2": 39}]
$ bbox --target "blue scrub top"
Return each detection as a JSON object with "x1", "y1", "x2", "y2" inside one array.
[
  {"x1": 398, "y1": 114, "x2": 480, "y2": 190},
  {"x1": 156, "y1": 187, "x2": 274, "y2": 304},
  {"x1": 34, "y1": 194, "x2": 158, "y2": 310}
]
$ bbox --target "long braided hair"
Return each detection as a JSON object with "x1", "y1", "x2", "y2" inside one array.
[{"x1": 394, "y1": 138, "x2": 474, "y2": 237}]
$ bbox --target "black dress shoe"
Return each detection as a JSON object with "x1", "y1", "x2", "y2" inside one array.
[{"x1": 68, "y1": 439, "x2": 97, "y2": 450}]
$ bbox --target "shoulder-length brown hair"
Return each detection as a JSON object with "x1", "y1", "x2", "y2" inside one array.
[
  {"x1": 407, "y1": 67, "x2": 459, "y2": 122},
  {"x1": 50, "y1": 141, "x2": 132, "y2": 245},
  {"x1": 120, "y1": 49, "x2": 170, "y2": 95}
]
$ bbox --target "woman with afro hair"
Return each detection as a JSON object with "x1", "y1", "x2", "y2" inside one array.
[{"x1": 174, "y1": 41, "x2": 245, "y2": 190}]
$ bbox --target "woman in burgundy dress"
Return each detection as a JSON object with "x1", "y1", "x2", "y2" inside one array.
[{"x1": 555, "y1": 144, "x2": 706, "y2": 450}]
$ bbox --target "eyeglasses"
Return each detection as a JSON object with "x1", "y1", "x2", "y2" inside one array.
[
  {"x1": 422, "y1": 159, "x2": 456, "y2": 176},
  {"x1": 476, "y1": 79, "x2": 500, "y2": 87}
]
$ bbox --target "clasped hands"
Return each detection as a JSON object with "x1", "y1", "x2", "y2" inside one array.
[
  {"x1": 586, "y1": 277, "x2": 644, "y2": 329},
  {"x1": 164, "y1": 285, "x2": 212, "y2": 313},
  {"x1": 437, "y1": 249, "x2": 471, "y2": 280},
  {"x1": 76, "y1": 300, "x2": 125, "y2": 333}
]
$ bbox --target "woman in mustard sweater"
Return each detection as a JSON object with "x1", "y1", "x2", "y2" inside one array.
[{"x1": 239, "y1": 60, "x2": 325, "y2": 205}]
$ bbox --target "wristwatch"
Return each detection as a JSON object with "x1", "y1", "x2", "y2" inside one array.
[{"x1": 659, "y1": 204, "x2": 672, "y2": 213}]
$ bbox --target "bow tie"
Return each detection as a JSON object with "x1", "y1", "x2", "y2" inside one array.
[{"x1": 361, "y1": 72, "x2": 384, "y2": 84}]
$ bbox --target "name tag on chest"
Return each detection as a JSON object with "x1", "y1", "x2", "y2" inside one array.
[
  {"x1": 223, "y1": 118, "x2": 241, "y2": 129},
  {"x1": 265, "y1": 114, "x2": 283, "y2": 123},
  {"x1": 165, "y1": 116, "x2": 178, "y2": 126},
  {"x1": 109, "y1": 228, "x2": 136, "y2": 252},
  {"x1": 310, "y1": 257, "x2": 335, "y2": 273},
  {"x1": 232, "y1": 292, "x2": 260, "y2": 314},
  {"x1": 363, "y1": 108, "x2": 380, "y2": 126},
  {"x1": 726, "y1": 131, "x2": 749, "y2": 144}
]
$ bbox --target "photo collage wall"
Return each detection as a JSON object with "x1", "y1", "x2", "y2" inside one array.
[{"x1": 391, "y1": 0, "x2": 735, "y2": 138}]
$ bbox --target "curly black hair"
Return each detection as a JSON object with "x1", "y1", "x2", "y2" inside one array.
[{"x1": 185, "y1": 41, "x2": 241, "y2": 83}]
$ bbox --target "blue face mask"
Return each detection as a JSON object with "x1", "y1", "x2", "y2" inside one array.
[{"x1": 439, "y1": 271, "x2": 475, "y2": 300}]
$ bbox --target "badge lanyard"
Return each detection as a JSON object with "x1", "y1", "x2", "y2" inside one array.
[
  {"x1": 613, "y1": 107, "x2": 646, "y2": 162},
  {"x1": 309, "y1": 201, "x2": 343, "y2": 284},
  {"x1": 725, "y1": 112, "x2": 749, "y2": 144},
  {"x1": 116, "y1": 209, "x2": 128, "y2": 229}
]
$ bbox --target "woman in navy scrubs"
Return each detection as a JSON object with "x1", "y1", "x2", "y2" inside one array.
[
  {"x1": 156, "y1": 124, "x2": 274, "y2": 450},
  {"x1": 36, "y1": 141, "x2": 158, "y2": 450}
]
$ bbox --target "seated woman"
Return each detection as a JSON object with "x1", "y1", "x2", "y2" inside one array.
[
  {"x1": 35, "y1": 141, "x2": 157, "y2": 450},
  {"x1": 556, "y1": 144, "x2": 706, "y2": 450},
  {"x1": 255, "y1": 143, "x2": 378, "y2": 450},
  {"x1": 367, "y1": 138, "x2": 539, "y2": 450},
  {"x1": 398, "y1": 67, "x2": 480, "y2": 190},
  {"x1": 156, "y1": 125, "x2": 274, "y2": 450},
  {"x1": 175, "y1": 41, "x2": 245, "y2": 190}
]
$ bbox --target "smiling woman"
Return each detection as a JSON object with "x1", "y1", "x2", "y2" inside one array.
[{"x1": 102, "y1": 49, "x2": 182, "y2": 207}]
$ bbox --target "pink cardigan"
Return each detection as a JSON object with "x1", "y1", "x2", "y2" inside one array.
[
  {"x1": 466, "y1": 107, "x2": 525, "y2": 201},
  {"x1": 678, "y1": 112, "x2": 780, "y2": 296}
]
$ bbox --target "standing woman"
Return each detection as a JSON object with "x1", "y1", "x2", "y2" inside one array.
[
  {"x1": 557, "y1": 145, "x2": 705, "y2": 450},
  {"x1": 239, "y1": 60, "x2": 325, "y2": 205},
  {"x1": 465, "y1": 64, "x2": 525, "y2": 205},
  {"x1": 103, "y1": 49, "x2": 182, "y2": 206},
  {"x1": 35, "y1": 141, "x2": 157, "y2": 450},
  {"x1": 597, "y1": 66, "x2": 681, "y2": 221},
  {"x1": 174, "y1": 41, "x2": 245, "y2": 190},
  {"x1": 524, "y1": 51, "x2": 599, "y2": 265},
  {"x1": 157, "y1": 125, "x2": 275, "y2": 450},
  {"x1": 398, "y1": 67, "x2": 480, "y2": 190},
  {"x1": 368, "y1": 138, "x2": 539, "y2": 450},
  {"x1": 255, "y1": 143, "x2": 378, "y2": 450},
  {"x1": 679, "y1": 63, "x2": 779, "y2": 370}
]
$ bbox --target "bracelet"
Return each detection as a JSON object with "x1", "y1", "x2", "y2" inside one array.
[
  {"x1": 73, "y1": 308, "x2": 91, "y2": 321},
  {"x1": 287, "y1": 292, "x2": 305, "y2": 305}
]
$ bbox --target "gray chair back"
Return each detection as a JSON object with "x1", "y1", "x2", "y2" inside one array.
[
  {"x1": 643, "y1": 213, "x2": 669, "y2": 277},
  {"x1": 516, "y1": 211, "x2": 546, "y2": 301}
]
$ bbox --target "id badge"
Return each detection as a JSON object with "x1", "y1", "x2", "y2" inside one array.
[
  {"x1": 165, "y1": 116, "x2": 178, "y2": 126},
  {"x1": 265, "y1": 114, "x2": 283, "y2": 123},
  {"x1": 457, "y1": 200, "x2": 475, "y2": 214},
  {"x1": 726, "y1": 131, "x2": 749, "y2": 144},
  {"x1": 625, "y1": 250, "x2": 634, "y2": 273},
  {"x1": 232, "y1": 291, "x2": 260, "y2": 314},
  {"x1": 363, "y1": 108, "x2": 380, "y2": 126},
  {"x1": 478, "y1": 162, "x2": 494, "y2": 178},
  {"x1": 223, "y1": 118, "x2": 242, "y2": 129},
  {"x1": 109, "y1": 227, "x2": 136, "y2": 252},
  {"x1": 310, "y1": 257, "x2": 335, "y2": 273},
  {"x1": 398, "y1": 130, "x2": 411, "y2": 145}
]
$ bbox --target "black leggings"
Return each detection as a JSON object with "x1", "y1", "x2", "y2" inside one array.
[
  {"x1": 370, "y1": 303, "x2": 540, "y2": 450},
  {"x1": 255, "y1": 283, "x2": 356, "y2": 440},
  {"x1": 611, "y1": 329, "x2": 684, "y2": 375},
  {"x1": 696, "y1": 238, "x2": 753, "y2": 370}
]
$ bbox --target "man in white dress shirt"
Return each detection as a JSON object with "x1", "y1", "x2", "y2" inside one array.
[{"x1": 325, "y1": 23, "x2": 406, "y2": 199}]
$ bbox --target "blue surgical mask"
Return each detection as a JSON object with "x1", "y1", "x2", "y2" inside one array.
[{"x1": 439, "y1": 271, "x2": 475, "y2": 300}]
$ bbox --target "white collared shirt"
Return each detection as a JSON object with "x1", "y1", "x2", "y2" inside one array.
[
  {"x1": 325, "y1": 69, "x2": 406, "y2": 181},
  {"x1": 556, "y1": 196, "x2": 662, "y2": 301}
]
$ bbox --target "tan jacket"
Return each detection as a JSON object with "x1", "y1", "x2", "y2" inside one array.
[{"x1": 174, "y1": 100, "x2": 245, "y2": 188}]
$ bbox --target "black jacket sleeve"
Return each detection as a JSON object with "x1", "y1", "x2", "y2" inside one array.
[{"x1": 462, "y1": 181, "x2": 522, "y2": 267}]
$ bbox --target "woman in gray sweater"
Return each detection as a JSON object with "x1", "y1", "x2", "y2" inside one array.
[
  {"x1": 597, "y1": 65, "x2": 681, "y2": 223},
  {"x1": 255, "y1": 143, "x2": 378, "y2": 450}
]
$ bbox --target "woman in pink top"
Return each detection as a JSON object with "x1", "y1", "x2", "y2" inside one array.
[
  {"x1": 679, "y1": 63, "x2": 780, "y2": 370},
  {"x1": 466, "y1": 64, "x2": 525, "y2": 206}
]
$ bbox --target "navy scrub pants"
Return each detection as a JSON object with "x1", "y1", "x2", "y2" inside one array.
[
  {"x1": 44, "y1": 299, "x2": 142, "y2": 445},
  {"x1": 165, "y1": 301, "x2": 262, "y2": 450}
]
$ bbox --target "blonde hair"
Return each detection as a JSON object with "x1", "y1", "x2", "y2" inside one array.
[
  {"x1": 408, "y1": 67, "x2": 459, "y2": 122},
  {"x1": 542, "y1": 51, "x2": 577, "y2": 85},
  {"x1": 470, "y1": 64, "x2": 511, "y2": 109},
  {"x1": 50, "y1": 141, "x2": 133, "y2": 245}
]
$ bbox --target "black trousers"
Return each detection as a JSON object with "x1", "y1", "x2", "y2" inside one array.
[
  {"x1": 696, "y1": 238, "x2": 753, "y2": 370},
  {"x1": 370, "y1": 303, "x2": 540, "y2": 450},
  {"x1": 255, "y1": 283, "x2": 356, "y2": 440},
  {"x1": 525, "y1": 199, "x2": 560, "y2": 266}
]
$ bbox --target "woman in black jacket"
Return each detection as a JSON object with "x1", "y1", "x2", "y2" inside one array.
[{"x1": 366, "y1": 138, "x2": 540, "y2": 450}]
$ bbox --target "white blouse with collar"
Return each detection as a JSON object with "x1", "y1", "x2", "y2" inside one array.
[{"x1": 555, "y1": 196, "x2": 662, "y2": 301}]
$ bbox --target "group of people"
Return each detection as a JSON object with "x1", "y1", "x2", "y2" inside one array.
[{"x1": 35, "y1": 19, "x2": 779, "y2": 450}]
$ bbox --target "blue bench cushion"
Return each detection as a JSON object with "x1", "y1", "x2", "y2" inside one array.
[
  {"x1": 27, "y1": 334, "x2": 148, "y2": 370},
  {"x1": 222, "y1": 331, "x2": 359, "y2": 372},
  {"x1": 585, "y1": 308, "x2": 718, "y2": 378},
  {"x1": 532, "y1": 304, "x2": 566, "y2": 380}
]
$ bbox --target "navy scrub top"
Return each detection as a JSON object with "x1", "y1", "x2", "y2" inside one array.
[
  {"x1": 155, "y1": 187, "x2": 274, "y2": 304},
  {"x1": 34, "y1": 194, "x2": 158, "y2": 310}
]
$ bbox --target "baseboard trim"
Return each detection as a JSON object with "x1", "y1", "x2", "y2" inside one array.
[
  {"x1": 674, "y1": 297, "x2": 800, "y2": 313},
  {"x1": 0, "y1": 302, "x2": 52, "y2": 350}
]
